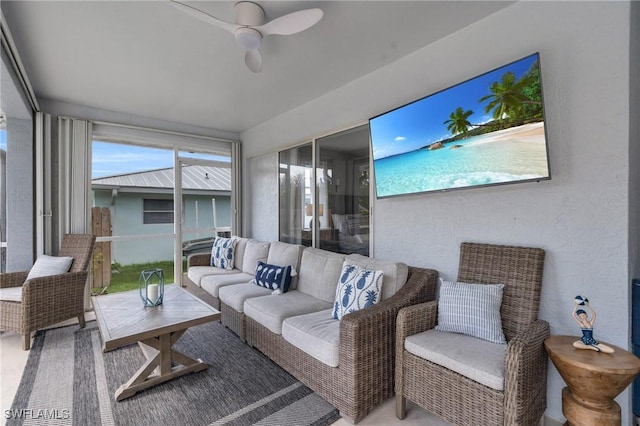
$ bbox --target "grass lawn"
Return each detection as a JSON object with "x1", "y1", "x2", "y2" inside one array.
[{"x1": 92, "y1": 260, "x2": 186, "y2": 294}]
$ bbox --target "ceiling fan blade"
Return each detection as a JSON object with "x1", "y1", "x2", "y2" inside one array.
[
  {"x1": 256, "y1": 8, "x2": 323, "y2": 36},
  {"x1": 170, "y1": 1, "x2": 239, "y2": 33},
  {"x1": 245, "y1": 49, "x2": 263, "y2": 73}
]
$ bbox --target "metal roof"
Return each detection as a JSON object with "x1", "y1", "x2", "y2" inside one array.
[{"x1": 92, "y1": 164, "x2": 231, "y2": 192}]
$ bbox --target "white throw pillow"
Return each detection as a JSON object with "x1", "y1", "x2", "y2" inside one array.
[
  {"x1": 26, "y1": 255, "x2": 74, "y2": 280},
  {"x1": 332, "y1": 262, "x2": 384, "y2": 320},
  {"x1": 435, "y1": 278, "x2": 507, "y2": 344}
]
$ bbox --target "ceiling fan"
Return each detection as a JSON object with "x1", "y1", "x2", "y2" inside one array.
[{"x1": 170, "y1": 1, "x2": 324, "y2": 73}]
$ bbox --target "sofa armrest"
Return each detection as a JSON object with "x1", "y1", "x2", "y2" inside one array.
[
  {"x1": 338, "y1": 267, "x2": 438, "y2": 398},
  {"x1": 187, "y1": 253, "x2": 211, "y2": 268},
  {"x1": 504, "y1": 319, "x2": 550, "y2": 425},
  {"x1": 0, "y1": 271, "x2": 29, "y2": 289}
]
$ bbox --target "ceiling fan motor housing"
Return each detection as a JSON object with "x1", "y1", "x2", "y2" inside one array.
[{"x1": 234, "y1": 1, "x2": 265, "y2": 26}]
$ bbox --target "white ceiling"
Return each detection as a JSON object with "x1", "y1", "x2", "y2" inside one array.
[{"x1": 1, "y1": 1, "x2": 513, "y2": 134}]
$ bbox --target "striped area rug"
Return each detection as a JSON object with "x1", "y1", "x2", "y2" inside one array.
[{"x1": 8, "y1": 321, "x2": 339, "y2": 426}]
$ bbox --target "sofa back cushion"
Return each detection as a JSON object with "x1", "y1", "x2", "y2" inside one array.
[
  {"x1": 345, "y1": 254, "x2": 408, "y2": 300},
  {"x1": 242, "y1": 240, "x2": 270, "y2": 274},
  {"x1": 297, "y1": 248, "x2": 346, "y2": 302},
  {"x1": 266, "y1": 241, "x2": 305, "y2": 289},
  {"x1": 232, "y1": 237, "x2": 251, "y2": 270}
]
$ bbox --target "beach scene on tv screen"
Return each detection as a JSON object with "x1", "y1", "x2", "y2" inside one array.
[{"x1": 370, "y1": 53, "x2": 550, "y2": 198}]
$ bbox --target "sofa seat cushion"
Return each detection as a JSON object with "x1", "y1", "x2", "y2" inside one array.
[
  {"x1": 244, "y1": 290, "x2": 332, "y2": 335},
  {"x1": 200, "y1": 272, "x2": 254, "y2": 298},
  {"x1": 345, "y1": 254, "x2": 408, "y2": 300},
  {"x1": 405, "y1": 329, "x2": 507, "y2": 391},
  {"x1": 282, "y1": 309, "x2": 340, "y2": 367},
  {"x1": 0, "y1": 286, "x2": 23, "y2": 302},
  {"x1": 296, "y1": 248, "x2": 346, "y2": 302},
  {"x1": 187, "y1": 266, "x2": 241, "y2": 287},
  {"x1": 219, "y1": 283, "x2": 272, "y2": 312}
]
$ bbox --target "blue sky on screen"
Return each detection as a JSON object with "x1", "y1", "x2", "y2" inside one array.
[
  {"x1": 369, "y1": 54, "x2": 538, "y2": 159},
  {"x1": 92, "y1": 141, "x2": 228, "y2": 178}
]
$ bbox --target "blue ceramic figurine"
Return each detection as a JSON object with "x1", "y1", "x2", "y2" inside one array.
[{"x1": 571, "y1": 295, "x2": 614, "y2": 353}]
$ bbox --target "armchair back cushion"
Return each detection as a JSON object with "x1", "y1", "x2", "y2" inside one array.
[
  {"x1": 457, "y1": 242, "x2": 545, "y2": 341},
  {"x1": 26, "y1": 255, "x2": 73, "y2": 280}
]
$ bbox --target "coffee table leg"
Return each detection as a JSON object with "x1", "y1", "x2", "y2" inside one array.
[{"x1": 114, "y1": 329, "x2": 208, "y2": 401}]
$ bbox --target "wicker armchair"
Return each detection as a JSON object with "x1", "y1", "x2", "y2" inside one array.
[
  {"x1": 0, "y1": 234, "x2": 95, "y2": 350},
  {"x1": 395, "y1": 242, "x2": 548, "y2": 425}
]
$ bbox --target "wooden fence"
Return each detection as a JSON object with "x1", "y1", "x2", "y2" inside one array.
[{"x1": 91, "y1": 207, "x2": 112, "y2": 293}]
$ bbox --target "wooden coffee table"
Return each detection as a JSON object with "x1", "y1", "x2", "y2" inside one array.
[{"x1": 92, "y1": 284, "x2": 220, "y2": 401}]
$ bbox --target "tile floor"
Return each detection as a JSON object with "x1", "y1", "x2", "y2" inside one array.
[{"x1": 0, "y1": 316, "x2": 449, "y2": 426}]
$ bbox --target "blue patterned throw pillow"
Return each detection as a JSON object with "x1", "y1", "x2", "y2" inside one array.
[
  {"x1": 210, "y1": 237, "x2": 237, "y2": 270},
  {"x1": 332, "y1": 263, "x2": 384, "y2": 320},
  {"x1": 435, "y1": 278, "x2": 507, "y2": 344},
  {"x1": 254, "y1": 261, "x2": 293, "y2": 292}
]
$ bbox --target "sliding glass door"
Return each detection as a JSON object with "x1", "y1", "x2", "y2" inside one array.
[
  {"x1": 90, "y1": 140, "x2": 234, "y2": 293},
  {"x1": 91, "y1": 141, "x2": 176, "y2": 293},
  {"x1": 278, "y1": 124, "x2": 371, "y2": 256},
  {"x1": 316, "y1": 125, "x2": 370, "y2": 256},
  {"x1": 278, "y1": 143, "x2": 313, "y2": 246}
]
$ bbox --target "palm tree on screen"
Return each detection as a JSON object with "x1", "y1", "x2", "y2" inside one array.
[
  {"x1": 443, "y1": 107, "x2": 473, "y2": 136},
  {"x1": 479, "y1": 71, "x2": 533, "y2": 121}
]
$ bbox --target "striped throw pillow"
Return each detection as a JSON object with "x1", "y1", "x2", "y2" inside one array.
[{"x1": 435, "y1": 278, "x2": 507, "y2": 344}]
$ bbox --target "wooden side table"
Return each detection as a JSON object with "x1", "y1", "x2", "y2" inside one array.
[{"x1": 544, "y1": 335, "x2": 640, "y2": 426}]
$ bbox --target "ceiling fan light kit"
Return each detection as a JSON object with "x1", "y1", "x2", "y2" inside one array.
[
  {"x1": 171, "y1": 0, "x2": 323, "y2": 73},
  {"x1": 235, "y1": 27, "x2": 262, "y2": 50}
]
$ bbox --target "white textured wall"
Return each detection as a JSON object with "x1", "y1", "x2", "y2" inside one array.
[
  {"x1": 5, "y1": 118, "x2": 34, "y2": 271},
  {"x1": 241, "y1": 2, "x2": 634, "y2": 423}
]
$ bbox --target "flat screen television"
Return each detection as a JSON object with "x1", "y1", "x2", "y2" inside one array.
[{"x1": 369, "y1": 52, "x2": 551, "y2": 199}]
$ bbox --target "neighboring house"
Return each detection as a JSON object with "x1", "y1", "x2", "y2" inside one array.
[{"x1": 92, "y1": 163, "x2": 231, "y2": 265}]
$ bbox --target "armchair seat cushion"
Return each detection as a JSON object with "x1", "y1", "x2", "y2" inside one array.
[
  {"x1": 219, "y1": 282, "x2": 271, "y2": 312},
  {"x1": 405, "y1": 329, "x2": 507, "y2": 391},
  {"x1": 244, "y1": 290, "x2": 332, "y2": 334},
  {"x1": 200, "y1": 272, "x2": 254, "y2": 298},
  {"x1": 187, "y1": 266, "x2": 241, "y2": 287},
  {"x1": 282, "y1": 309, "x2": 339, "y2": 367},
  {"x1": 0, "y1": 286, "x2": 23, "y2": 302}
]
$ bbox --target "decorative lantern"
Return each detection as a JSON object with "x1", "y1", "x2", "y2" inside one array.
[{"x1": 139, "y1": 268, "x2": 164, "y2": 307}]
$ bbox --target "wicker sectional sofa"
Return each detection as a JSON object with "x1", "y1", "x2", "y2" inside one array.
[
  {"x1": 184, "y1": 236, "x2": 438, "y2": 423},
  {"x1": 183, "y1": 237, "x2": 300, "y2": 310}
]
